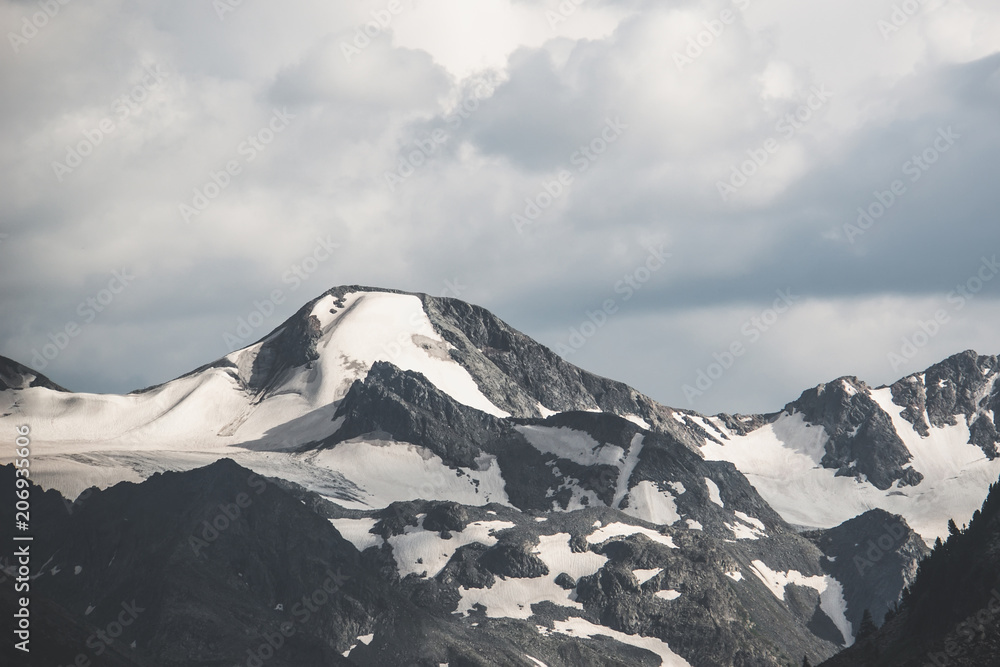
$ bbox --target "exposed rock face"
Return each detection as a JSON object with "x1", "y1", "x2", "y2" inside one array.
[
  {"x1": 6, "y1": 286, "x2": 999, "y2": 667},
  {"x1": 421, "y1": 293, "x2": 672, "y2": 427},
  {"x1": 328, "y1": 360, "x2": 503, "y2": 468},
  {"x1": 821, "y1": 478, "x2": 1000, "y2": 667},
  {"x1": 423, "y1": 501, "x2": 470, "y2": 533},
  {"x1": 0, "y1": 460, "x2": 372, "y2": 666},
  {"x1": 0, "y1": 355, "x2": 67, "y2": 392},
  {"x1": 785, "y1": 377, "x2": 921, "y2": 490},
  {"x1": 438, "y1": 543, "x2": 496, "y2": 590},
  {"x1": 479, "y1": 541, "x2": 550, "y2": 579},
  {"x1": 805, "y1": 510, "x2": 930, "y2": 634},
  {"x1": 890, "y1": 350, "x2": 1000, "y2": 459}
]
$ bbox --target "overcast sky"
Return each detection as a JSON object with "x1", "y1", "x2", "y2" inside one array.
[{"x1": 2, "y1": 0, "x2": 1000, "y2": 414}]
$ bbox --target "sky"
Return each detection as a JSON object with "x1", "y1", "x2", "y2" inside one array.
[{"x1": 2, "y1": 0, "x2": 1000, "y2": 415}]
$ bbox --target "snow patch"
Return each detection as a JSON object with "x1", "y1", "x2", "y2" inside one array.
[
  {"x1": 749, "y1": 560, "x2": 853, "y2": 645},
  {"x1": 537, "y1": 403, "x2": 558, "y2": 418},
  {"x1": 733, "y1": 511, "x2": 765, "y2": 531},
  {"x1": 329, "y1": 517, "x2": 383, "y2": 552},
  {"x1": 613, "y1": 434, "x2": 645, "y2": 508},
  {"x1": 633, "y1": 568, "x2": 663, "y2": 585},
  {"x1": 621, "y1": 480, "x2": 680, "y2": 526},
  {"x1": 623, "y1": 414, "x2": 651, "y2": 429},
  {"x1": 724, "y1": 521, "x2": 763, "y2": 540},
  {"x1": 538, "y1": 618, "x2": 691, "y2": 666},
  {"x1": 701, "y1": 407, "x2": 1000, "y2": 542},
  {"x1": 312, "y1": 439, "x2": 509, "y2": 510},
  {"x1": 516, "y1": 425, "x2": 625, "y2": 467},
  {"x1": 655, "y1": 589, "x2": 681, "y2": 601},
  {"x1": 587, "y1": 522, "x2": 677, "y2": 549},
  {"x1": 389, "y1": 520, "x2": 515, "y2": 577},
  {"x1": 550, "y1": 476, "x2": 603, "y2": 512},
  {"x1": 536, "y1": 533, "x2": 609, "y2": 579},
  {"x1": 704, "y1": 478, "x2": 724, "y2": 507},
  {"x1": 455, "y1": 533, "x2": 607, "y2": 619}
]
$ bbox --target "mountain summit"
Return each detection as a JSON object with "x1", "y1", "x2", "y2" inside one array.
[{"x1": 2, "y1": 285, "x2": 998, "y2": 665}]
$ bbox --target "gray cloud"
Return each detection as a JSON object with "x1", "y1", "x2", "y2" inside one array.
[{"x1": 2, "y1": 0, "x2": 999, "y2": 415}]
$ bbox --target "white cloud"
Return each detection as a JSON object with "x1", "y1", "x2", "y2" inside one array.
[{"x1": 2, "y1": 0, "x2": 999, "y2": 413}]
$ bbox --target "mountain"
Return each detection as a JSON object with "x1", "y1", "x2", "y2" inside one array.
[
  {"x1": 699, "y1": 353, "x2": 1000, "y2": 542},
  {"x1": 1, "y1": 285, "x2": 998, "y2": 665},
  {"x1": 0, "y1": 355, "x2": 67, "y2": 392},
  {"x1": 820, "y1": 476, "x2": 1000, "y2": 666}
]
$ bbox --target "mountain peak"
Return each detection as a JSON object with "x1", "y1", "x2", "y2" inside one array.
[{"x1": 0, "y1": 354, "x2": 67, "y2": 392}]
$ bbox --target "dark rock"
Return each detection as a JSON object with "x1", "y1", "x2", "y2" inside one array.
[
  {"x1": 437, "y1": 543, "x2": 496, "y2": 589},
  {"x1": 569, "y1": 535, "x2": 590, "y2": 553},
  {"x1": 787, "y1": 377, "x2": 920, "y2": 490},
  {"x1": 479, "y1": 541, "x2": 550, "y2": 579},
  {"x1": 0, "y1": 355, "x2": 68, "y2": 392},
  {"x1": 423, "y1": 502, "x2": 470, "y2": 533},
  {"x1": 374, "y1": 501, "x2": 421, "y2": 537},
  {"x1": 890, "y1": 351, "x2": 1000, "y2": 460},
  {"x1": 805, "y1": 509, "x2": 929, "y2": 637}
]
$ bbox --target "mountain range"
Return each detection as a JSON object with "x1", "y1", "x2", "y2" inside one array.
[{"x1": 2, "y1": 285, "x2": 998, "y2": 666}]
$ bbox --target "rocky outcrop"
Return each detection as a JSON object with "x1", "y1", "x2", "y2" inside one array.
[
  {"x1": 805, "y1": 510, "x2": 929, "y2": 634},
  {"x1": 890, "y1": 350, "x2": 1000, "y2": 459},
  {"x1": 0, "y1": 354, "x2": 68, "y2": 392},
  {"x1": 786, "y1": 377, "x2": 921, "y2": 490},
  {"x1": 821, "y1": 477, "x2": 1000, "y2": 667}
]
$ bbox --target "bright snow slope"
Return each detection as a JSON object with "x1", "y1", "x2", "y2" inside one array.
[{"x1": 0, "y1": 290, "x2": 510, "y2": 503}]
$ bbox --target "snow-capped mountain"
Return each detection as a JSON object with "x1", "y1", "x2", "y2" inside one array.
[
  {"x1": 1, "y1": 285, "x2": 996, "y2": 665},
  {"x1": 698, "y1": 352, "x2": 1000, "y2": 542}
]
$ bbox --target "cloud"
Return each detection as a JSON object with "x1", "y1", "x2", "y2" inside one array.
[{"x1": 2, "y1": 0, "x2": 999, "y2": 414}]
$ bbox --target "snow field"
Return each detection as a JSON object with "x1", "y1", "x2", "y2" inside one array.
[
  {"x1": 749, "y1": 560, "x2": 853, "y2": 646},
  {"x1": 456, "y1": 533, "x2": 607, "y2": 619},
  {"x1": 702, "y1": 404, "x2": 1000, "y2": 541},
  {"x1": 537, "y1": 617, "x2": 692, "y2": 666}
]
